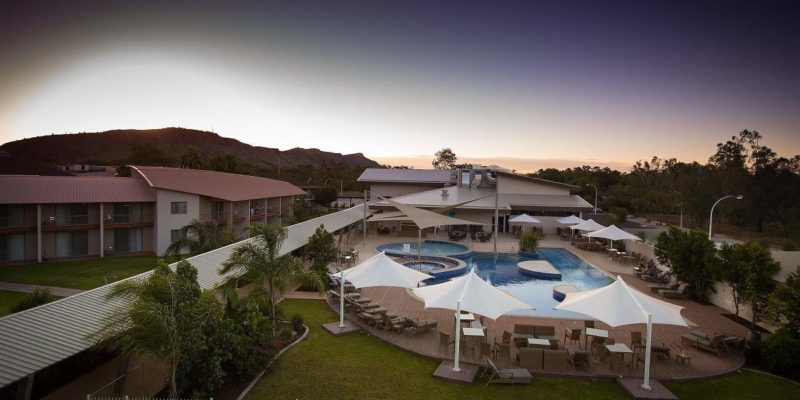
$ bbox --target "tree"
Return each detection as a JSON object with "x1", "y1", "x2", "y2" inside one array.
[
  {"x1": 11, "y1": 288, "x2": 59, "y2": 313},
  {"x1": 432, "y1": 148, "x2": 458, "y2": 170},
  {"x1": 736, "y1": 242, "x2": 781, "y2": 328},
  {"x1": 313, "y1": 187, "x2": 338, "y2": 207},
  {"x1": 718, "y1": 243, "x2": 748, "y2": 316},
  {"x1": 655, "y1": 227, "x2": 718, "y2": 302},
  {"x1": 179, "y1": 149, "x2": 203, "y2": 169},
  {"x1": 306, "y1": 225, "x2": 338, "y2": 276},
  {"x1": 165, "y1": 220, "x2": 239, "y2": 256},
  {"x1": 93, "y1": 260, "x2": 217, "y2": 397},
  {"x1": 518, "y1": 231, "x2": 540, "y2": 253},
  {"x1": 220, "y1": 223, "x2": 323, "y2": 333},
  {"x1": 771, "y1": 266, "x2": 800, "y2": 337}
]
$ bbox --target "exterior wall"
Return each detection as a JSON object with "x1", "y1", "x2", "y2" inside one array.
[
  {"x1": 772, "y1": 250, "x2": 800, "y2": 283},
  {"x1": 496, "y1": 174, "x2": 570, "y2": 195},
  {"x1": 368, "y1": 183, "x2": 443, "y2": 201},
  {"x1": 154, "y1": 189, "x2": 200, "y2": 256}
]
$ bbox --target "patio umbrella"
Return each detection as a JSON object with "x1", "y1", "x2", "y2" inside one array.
[
  {"x1": 412, "y1": 271, "x2": 533, "y2": 371},
  {"x1": 586, "y1": 225, "x2": 641, "y2": 250},
  {"x1": 509, "y1": 213, "x2": 541, "y2": 233},
  {"x1": 555, "y1": 276, "x2": 688, "y2": 390},
  {"x1": 557, "y1": 215, "x2": 585, "y2": 225},
  {"x1": 568, "y1": 218, "x2": 605, "y2": 232},
  {"x1": 333, "y1": 252, "x2": 431, "y2": 328}
]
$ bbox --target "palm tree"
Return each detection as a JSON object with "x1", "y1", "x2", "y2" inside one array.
[
  {"x1": 92, "y1": 260, "x2": 218, "y2": 397},
  {"x1": 220, "y1": 223, "x2": 322, "y2": 333},
  {"x1": 165, "y1": 220, "x2": 238, "y2": 256}
]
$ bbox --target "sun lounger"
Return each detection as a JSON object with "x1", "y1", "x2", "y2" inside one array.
[
  {"x1": 680, "y1": 331, "x2": 723, "y2": 355},
  {"x1": 483, "y1": 357, "x2": 532, "y2": 386},
  {"x1": 405, "y1": 318, "x2": 437, "y2": 335},
  {"x1": 659, "y1": 282, "x2": 690, "y2": 299}
]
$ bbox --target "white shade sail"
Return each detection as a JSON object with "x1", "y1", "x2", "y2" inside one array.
[
  {"x1": 555, "y1": 276, "x2": 687, "y2": 390},
  {"x1": 569, "y1": 218, "x2": 605, "y2": 232},
  {"x1": 412, "y1": 270, "x2": 532, "y2": 320},
  {"x1": 509, "y1": 213, "x2": 541, "y2": 224},
  {"x1": 555, "y1": 276, "x2": 687, "y2": 327},
  {"x1": 557, "y1": 215, "x2": 585, "y2": 225},
  {"x1": 586, "y1": 225, "x2": 641, "y2": 242},
  {"x1": 334, "y1": 252, "x2": 431, "y2": 289},
  {"x1": 382, "y1": 197, "x2": 483, "y2": 229}
]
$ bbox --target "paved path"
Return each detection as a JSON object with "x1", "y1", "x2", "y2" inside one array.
[{"x1": 0, "y1": 282, "x2": 84, "y2": 297}]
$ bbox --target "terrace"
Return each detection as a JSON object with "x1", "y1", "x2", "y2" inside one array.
[{"x1": 326, "y1": 232, "x2": 747, "y2": 384}]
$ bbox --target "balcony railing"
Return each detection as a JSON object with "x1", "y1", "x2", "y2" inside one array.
[
  {"x1": 42, "y1": 215, "x2": 90, "y2": 226},
  {"x1": 103, "y1": 214, "x2": 150, "y2": 224}
]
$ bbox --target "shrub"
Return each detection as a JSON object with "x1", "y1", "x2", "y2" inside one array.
[
  {"x1": 760, "y1": 329, "x2": 800, "y2": 380},
  {"x1": 11, "y1": 288, "x2": 59, "y2": 313},
  {"x1": 518, "y1": 231, "x2": 540, "y2": 253},
  {"x1": 291, "y1": 313, "x2": 305, "y2": 333}
]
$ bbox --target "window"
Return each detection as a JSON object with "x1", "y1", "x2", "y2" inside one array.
[
  {"x1": 211, "y1": 201, "x2": 224, "y2": 220},
  {"x1": 170, "y1": 201, "x2": 187, "y2": 214},
  {"x1": 171, "y1": 229, "x2": 183, "y2": 243}
]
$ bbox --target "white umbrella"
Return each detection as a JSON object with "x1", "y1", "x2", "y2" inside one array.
[
  {"x1": 555, "y1": 276, "x2": 688, "y2": 390},
  {"x1": 333, "y1": 252, "x2": 431, "y2": 328},
  {"x1": 569, "y1": 218, "x2": 605, "y2": 232},
  {"x1": 557, "y1": 215, "x2": 585, "y2": 225},
  {"x1": 413, "y1": 270, "x2": 532, "y2": 371},
  {"x1": 586, "y1": 225, "x2": 641, "y2": 249},
  {"x1": 509, "y1": 213, "x2": 542, "y2": 225}
]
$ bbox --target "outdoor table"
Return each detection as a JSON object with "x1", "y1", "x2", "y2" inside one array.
[
  {"x1": 462, "y1": 327, "x2": 485, "y2": 352},
  {"x1": 605, "y1": 343, "x2": 633, "y2": 368},
  {"x1": 455, "y1": 312, "x2": 475, "y2": 327},
  {"x1": 585, "y1": 327, "x2": 609, "y2": 349},
  {"x1": 527, "y1": 338, "x2": 551, "y2": 349}
]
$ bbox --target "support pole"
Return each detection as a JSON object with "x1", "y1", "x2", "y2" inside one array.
[
  {"x1": 36, "y1": 204, "x2": 42, "y2": 263},
  {"x1": 339, "y1": 271, "x2": 346, "y2": 328},
  {"x1": 99, "y1": 202, "x2": 104, "y2": 258},
  {"x1": 417, "y1": 229, "x2": 422, "y2": 260},
  {"x1": 642, "y1": 313, "x2": 653, "y2": 390},
  {"x1": 493, "y1": 193, "x2": 498, "y2": 254},
  {"x1": 363, "y1": 190, "x2": 367, "y2": 245},
  {"x1": 453, "y1": 300, "x2": 462, "y2": 372}
]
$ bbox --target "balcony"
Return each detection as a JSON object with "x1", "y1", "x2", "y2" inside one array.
[
  {"x1": 103, "y1": 214, "x2": 153, "y2": 228},
  {"x1": 0, "y1": 216, "x2": 35, "y2": 233},
  {"x1": 199, "y1": 212, "x2": 227, "y2": 224},
  {"x1": 41, "y1": 214, "x2": 97, "y2": 231}
]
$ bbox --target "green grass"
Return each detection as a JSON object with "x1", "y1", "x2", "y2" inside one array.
[
  {"x1": 0, "y1": 290, "x2": 30, "y2": 317},
  {"x1": 248, "y1": 300, "x2": 800, "y2": 400},
  {"x1": 0, "y1": 256, "x2": 164, "y2": 290},
  {"x1": 247, "y1": 300, "x2": 625, "y2": 400},
  {"x1": 667, "y1": 370, "x2": 800, "y2": 400}
]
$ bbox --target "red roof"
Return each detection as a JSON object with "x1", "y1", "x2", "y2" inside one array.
[
  {"x1": 0, "y1": 175, "x2": 155, "y2": 204},
  {"x1": 132, "y1": 166, "x2": 306, "y2": 201}
]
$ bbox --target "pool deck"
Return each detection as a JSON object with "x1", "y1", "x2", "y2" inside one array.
[{"x1": 326, "y1": 232, "x2": 746, "y2": 382}]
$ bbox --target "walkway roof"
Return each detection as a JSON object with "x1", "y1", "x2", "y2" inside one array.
[{"x1": 0, "y1": 204, "x2": 372, "y2": 388}]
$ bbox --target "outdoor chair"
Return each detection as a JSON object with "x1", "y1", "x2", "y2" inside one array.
[
  {"x1": 568, "y1": 349, "x2": 591, "y2": 370},
  {"x1": 542, "y1": 349, "x2": 570, "y2": 371},
  {"x1": 478, "y1": 342, "x2": 494, "y2": 361},
  {"x1": 584, "y1": 320, "x2": 595, "y2": 329},
  {"x1": 439, "y1": 331, "x2": 454, "y2": 351},
  {"x1": 495, "y1": 343, "x2": 511, "y2": 362},
  {"x1": 517, "y1": 347, "x2": 544, "y2": 370},
  {"x1": 610, "y1": 352, "x2": 632, "y2": 375},
  {"x1": 630, "y1": 331, "x2": 645, "y2": 354},
  {"x1": 483, "y1": 357, "x2": 532, "y2": 386},
  {"x1": 564, "y1": 328, "x2": 582, "y2": 346}
]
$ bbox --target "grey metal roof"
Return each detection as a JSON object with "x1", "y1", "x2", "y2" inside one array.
[
  {"x1": 0, "y1": 204, "x2": 372, "y2": 388},
  {"x1": 372, "y1": 186, "x2": 592, "y2": 211},
  {"x1": 357, "y1": 168, "x2": 454, "y2": 184}
]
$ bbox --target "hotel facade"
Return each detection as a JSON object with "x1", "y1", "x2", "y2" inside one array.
[{"x1": 0, "y1": 166, "x2": 305, "y2": 264}]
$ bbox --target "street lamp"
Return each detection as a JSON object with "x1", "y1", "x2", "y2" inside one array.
[
  {"x1": 708, "y1": 194, "x2": 743, "y2": 240},
  {"x1": 586, "y1": 184, "x2": 598, "y2": 214}
]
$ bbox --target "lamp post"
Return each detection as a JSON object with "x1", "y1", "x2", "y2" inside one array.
[
  {"x1": 708, "y1": 195, "x2": 743, "y2": 240},
  {"x1": 586, "y1": 184, "x2": 598, "y2": 214}
]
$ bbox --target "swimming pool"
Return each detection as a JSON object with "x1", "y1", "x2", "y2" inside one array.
[
  {"x1": 376, "y1": 240, "x2": 471, "y2": 258},
  {"x1": 403, "y1": 261, "x2": 446, "y2": 273},
  {"x1": 465, "y1": 248, "x2": 613, "y2": 318}
]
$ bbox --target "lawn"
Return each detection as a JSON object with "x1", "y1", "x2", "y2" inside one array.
[
  {"x1": 0, "y1": 256, "x2": 164, "y2": 290},
  {"x1": 0, "y1": 290, "x2": 30, "y2": 317},
  {"x1": 247, "y1": 300, "x2": 800, "y2": 400}
]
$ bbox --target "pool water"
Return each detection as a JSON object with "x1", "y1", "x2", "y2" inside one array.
[
  {"x1": 465, "y1": 248, "x2": 614, "y2": 318},
  {"x1": 377, "y1": 240, "x2": 470, "y2": 257},
  {"x1": 403, "y1": 261, "x2": 446, "y2": 273}
]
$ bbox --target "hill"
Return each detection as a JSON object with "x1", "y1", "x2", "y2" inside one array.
[{"x1": 0, "y1": 128, "x2": 379, "y2": 175}]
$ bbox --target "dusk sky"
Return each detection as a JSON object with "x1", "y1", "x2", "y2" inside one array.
[{"x1": 1, "y1": 0, "x2": 798, "y2": 171}]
